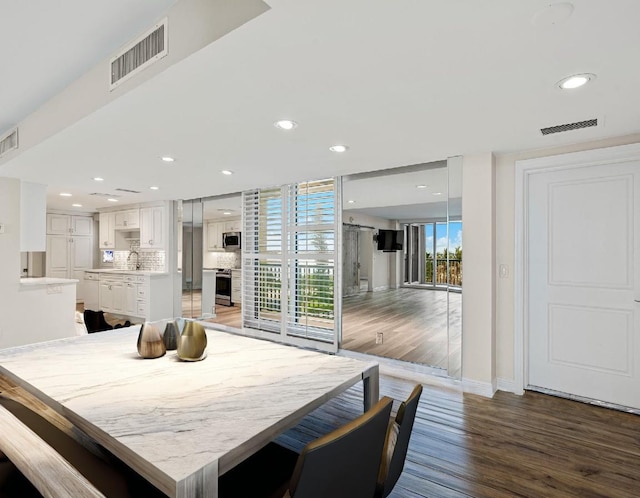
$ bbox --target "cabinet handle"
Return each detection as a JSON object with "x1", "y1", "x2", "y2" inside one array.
[{"x1": 149, "y1": 240, "x2": 154, "y2": 245}]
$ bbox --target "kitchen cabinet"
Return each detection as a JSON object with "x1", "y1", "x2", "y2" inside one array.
[
  {"x1": 224, "y1": 219, "x2": 242, "y2": 232},
  {"x1": 99, "y1": 212, "x2": 116, "y2": 249},
  {"x1": 46, "y1": 232, "x2": 93, "y2": 302},
  {"x1": 99, "y1": 276, "x2": 123, "y2": 313},
  {"x1": 47, "y1": 213, "x2": 93, "y2": 236},
  {"x1": 140, "y1": 206, "x2": 165, "y2": 249},
  {"x1": 206, "y1": 221, "x2": 224, "y2": 251},
  {"x1": 93, "y1": 271, "x2": 172, "y2": 321},
  {"x1": 231, "y1": 269, "x2": 242, "y2": 306},
  {"x1": 114, "y1": 209, "x2": 140, "y2": 230},
  {"x1": 84, "y1": 272, "x2": 100, "y2": 310}
]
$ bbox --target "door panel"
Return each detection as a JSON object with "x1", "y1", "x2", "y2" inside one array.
[
  {"x1": 342, "y1": 227, "x2": 359, "y2": 297},
  {"x1": 528, "y1": 161, "x2": 639, "y2": 408}
]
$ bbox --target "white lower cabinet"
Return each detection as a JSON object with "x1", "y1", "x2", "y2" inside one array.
[
  {"x1": 94, "y1": 272, "x2": 172, "y2": 321},
  {"x1": 231, "y1": 269, "x2": 242, "y2": 306}
]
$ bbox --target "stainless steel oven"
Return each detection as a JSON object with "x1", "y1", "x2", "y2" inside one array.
[{"x1": 215, "y1": 270, "x2": 232, "y2": 306}]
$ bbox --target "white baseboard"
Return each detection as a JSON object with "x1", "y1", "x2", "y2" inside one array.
[
  {"x1": 497, "y1": 377, "x2": 523, "y2": 395},
  {"x1": 372, "y1": 285, "x2": 389, "y2": 291},
  {"x1": 462, "y1": 377, "x2": 497, "y2": 398}
]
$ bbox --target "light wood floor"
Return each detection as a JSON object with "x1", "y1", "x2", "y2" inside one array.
[
  {"x1": 278, "y1": 376, "x2": 640, "y2": 498},
  {"x1": 342, "y1": 288, "x2": 461, "y2": 372}
]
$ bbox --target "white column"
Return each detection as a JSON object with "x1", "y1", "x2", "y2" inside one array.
[{"x1": 461, "y1": 153, "x2": 496, "y2": 396}]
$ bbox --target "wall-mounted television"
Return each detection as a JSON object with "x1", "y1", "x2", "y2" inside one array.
[{"x1": 376, "y1": 229, "x2": 404, "y2": 252}]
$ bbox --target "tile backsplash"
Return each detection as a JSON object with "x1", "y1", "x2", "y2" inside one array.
[
  {"x1": 203, "y1": 251, "x2": 240, "y2": 269},
  {"x1": 113, "y1": 240, "x2": 166, "y2": 271}
]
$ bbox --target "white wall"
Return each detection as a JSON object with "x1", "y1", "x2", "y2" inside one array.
[
  {"x1": 494, "y1": 132, "x2": 640, "y2": 384},
  {"x1": 461, "y1": 153, "x2": 496, "y2": 394},
  {"x1": 0, "y1": 177, "x2": 78, "y2": 348},
  {"x1": 0, "y1": 178, "x2": 22, "y2": 347}
]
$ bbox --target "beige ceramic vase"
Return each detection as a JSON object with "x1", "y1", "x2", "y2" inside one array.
[
  {"x1": 137, "y1": 322, "x2": 166, "y2": 359},
  {"x1": 177, "y1": 321, "x2": 207, "y2": 361}
]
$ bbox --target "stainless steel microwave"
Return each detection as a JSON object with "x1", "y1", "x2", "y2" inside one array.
[{"x1": 222, "y1": 232, "x2": 241, "y2": 250}]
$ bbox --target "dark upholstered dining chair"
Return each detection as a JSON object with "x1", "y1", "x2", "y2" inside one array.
[
  {"x1": 374, "y1": 384, "x2": 423, "y2": 498},
  {"x1": 220, "y1": 396, "x2": 393, "y2": 498}
]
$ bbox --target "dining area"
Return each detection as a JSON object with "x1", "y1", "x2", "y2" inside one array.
[{"x1": 0, "y1": 325, "x2": 419, "y2": 498}]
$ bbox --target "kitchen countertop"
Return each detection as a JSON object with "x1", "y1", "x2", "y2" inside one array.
[
  {"x1": 84, "y1": 269, "x2": 169, "y2": 276},
  {"x1": 19, "y1": 277, "x2": 79, "y2": 288}
]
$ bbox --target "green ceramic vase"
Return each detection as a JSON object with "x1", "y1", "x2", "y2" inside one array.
[{"x1": 177, "y1": 321, "x2": 207, "y2": 361}]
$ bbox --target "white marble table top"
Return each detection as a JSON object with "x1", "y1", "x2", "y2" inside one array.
[{"x1": 0, "y1": 328, "x2": 378, "y2": 497}]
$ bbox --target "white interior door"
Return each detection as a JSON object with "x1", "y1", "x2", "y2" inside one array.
[{"x1": 527, "y1": 159, "x2": 640, "y2": 409}]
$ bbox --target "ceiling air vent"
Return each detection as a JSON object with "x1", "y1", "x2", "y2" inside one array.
[
  {"x1": 109, "y1": 18, "x2": 168, "y2": 91},
  {"x1": 89, "y1": 193, "x2": 121, "y2": 198},
  {"x1": 541, "y1": 118, "x2": 598, "y2": 136},
  {"x1": 115, "y1": 188, "x2": 141, "y2": 194},
  {"x1": 0, "y1": 129, "x2": 18, "y2": 158}
]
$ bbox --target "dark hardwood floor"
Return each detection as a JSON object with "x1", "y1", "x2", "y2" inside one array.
[
  {"x1": 277, "y1": 376, "x2": 640, "y2": 498},
  {"x1": 3, "y1": 372, "x2": 639, "y2": 497}
]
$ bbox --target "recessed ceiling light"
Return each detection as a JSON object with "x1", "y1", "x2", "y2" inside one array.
[
  {"x1": 107, "y1": 198, "x2": 119, "y2": 202},
  {"x1": 223, "y1": 211, "x2": 232, "y2": 215},
  {"x1": 274, "y1": 120, "x2": 297, "y2": 130},
  {"x1": 93, "y1": 177, "x2": 104, "y2": 182},
  {"x1": 150, "y1": 186, "x2": 159, "y2": 190},
  {"x1": 60, "y1": 192, "x2": 72, "y2": 197},
  {"x1": 416, "y1": 185, "x2": 428, "y2": 189},
  {"x1": 221, "y1": 170, "x2": 233, "y2": 176},
  {"x1": 347, "y1": 200, "x2": 355, "y2": 204},
  {"x1": 161, "y1": 156, "x2": 175, "y2": 162},
  {"x1": 557, "y1": 73, "x2": 596, "y2": 90},
  {"x1": 432, "y1": 192, "x2": 443, "y2": 196},
  {"x1": 72, "y1": 203, "x2": 82, "y2": 207},
  {"x1": 329, "y1": 145, "x2": 349, "y2": 153}
]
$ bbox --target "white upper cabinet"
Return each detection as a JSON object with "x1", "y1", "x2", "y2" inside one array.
[
  {"x1": 48, "y1": 214, "x2": 93, "y2": 236},
  {"x1": 99, "y1": 212, "x2": 116, "y2": 248},
  {"x1": 224, "y1": 219, "x2": 241, "y2": 232},
  {"x1": 140, "y1": 206, "x2": 165, "y2": 249},
  {"x1": 114, "y1": 209, "x2": 140, "y2": 230},
  {"x1": 206, "y1": 221, "x2": 223, "y2": 251}
]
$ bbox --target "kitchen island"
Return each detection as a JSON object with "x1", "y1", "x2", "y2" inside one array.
[{"x1": 15, "y1": 277, "x2": 79, "y2": 346}]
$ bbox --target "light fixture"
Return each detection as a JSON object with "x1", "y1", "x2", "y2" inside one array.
[
  {"x1": 223, "y1": 211, "x2": 232, "y2": 215},
  {"x1": 274, "y1": 120, "x2": 297, "y2": 130},
  {"x1": 107, "y1": 198, "x2": 119, "y2": 202},
  {"x1": 416, "y1": 185, "x2": 428, "y2": 189},
  {"x1": 329, "y1": 145, "x2": 349, "y2": 153},
  {"x1": 150, "y1": 186, "x2": 159, "y2": 190},
  {"x1": 72, "y1": 203, "x2": 82, "y2": 207},
  {"x1": 432, "y1": 192, "x2": 443, "y2": 196},
  {"x1": 93, "y1": 177, "x2": 104, "y2": 182},
  {"x1": 60, "y1": 192, "x2": 72, "y2": 197},
  {"x1": 161, "y1": 156, "x2": 175, "y2": 162},
  {"x1": 221, "y1": 170, "x2": 233, "y2": 176},
  {"x1": 347, "y1": 200, "x2": 355, "y2": 204},
  {"x1": 557, "y1": 73, "x2": 596, "y2": 90}
]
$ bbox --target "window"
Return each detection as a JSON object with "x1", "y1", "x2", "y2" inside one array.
[{"x1": 243, "y1": 179, "x2": 337, "y2": 346}]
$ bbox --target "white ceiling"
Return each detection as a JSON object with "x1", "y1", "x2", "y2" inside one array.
[
  {"x1": 0, "y1": 0, "x2": 177, "y2": 138},
  {"x1": 2, "y1": 0, "x2": 640, "y2": 213}
]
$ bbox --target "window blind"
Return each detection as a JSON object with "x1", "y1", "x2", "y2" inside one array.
[{"x1": 243, "y1": 179, "x2": 336, "y2": 343}]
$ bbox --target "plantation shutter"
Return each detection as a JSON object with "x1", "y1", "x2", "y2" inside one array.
[{"x1": 242, "y1": 179, "x2": 338, "y2": 349}]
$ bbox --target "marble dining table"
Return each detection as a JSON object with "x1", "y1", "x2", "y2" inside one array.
[{"x1": 0, "y1": 326, "x2": 379, "y2": 497}]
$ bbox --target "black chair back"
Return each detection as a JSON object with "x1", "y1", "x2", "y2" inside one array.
[
  {"x1": 288, "y1": 396, "x2": 393, "y2": 498},
  {"x1": 376, "y1": 384, "x2": 423, "y2": 498}
]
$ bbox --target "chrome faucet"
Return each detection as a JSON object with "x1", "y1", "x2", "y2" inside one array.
[{"x1": 127, "y1": 249, "x2": 140, "y2": 270}]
